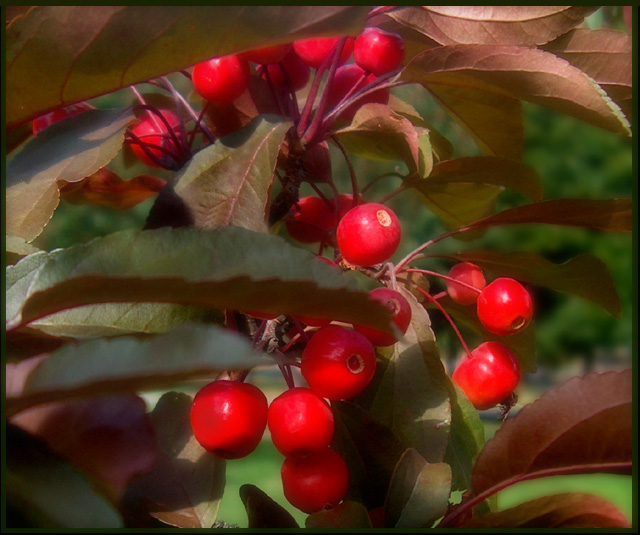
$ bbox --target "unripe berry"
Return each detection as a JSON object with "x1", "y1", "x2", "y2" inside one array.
[
  {"x1": 190, "y1": 380, "x2": 268, "y2": 459},
  {"x1": 354, "y1": 27, "x2": 405, "y2": 76},
  {"x1": 446, "y1": 262, "x2": 486, "y2": 305},
  {"x1": 192, "y1": 55, "x2": 251, "y2": 105},
  {"x1": 353, "y1": 287, "x2": 412, "y2": 347},
  {"x1": 452, "y1": 341, "x2": 521, "y2": 410},
  {"x1": 336, "y1": 203, "x2": 401, "y2": 266},
  {"x1": 293, "y1": 37, "x2": 354, "y2": 69},
  {"x1": 477, "y1": 278, "x2": 534, "y2": 336}
]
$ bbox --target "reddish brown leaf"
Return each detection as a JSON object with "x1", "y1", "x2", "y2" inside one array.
[
  {"x1": 10, "y1": 393, "x2": 160, "y2": 502},
  {"x1": 306, "y1": 501, "x2": 371, "y2": 529},
  {"x1": 240, "y1": 484, "x2": 299, "y2": 528},
  {"x1": 388, "y1": 7, "x2": 598, "y2": 47},
  {"x1": 472, "y1": 370, "x2": 632, "y2": 498},
  {"x1": 60, "y1": 168, "x2": 166, "y2": 210},
  {"x1": 465, "y1": 493, "x2": 630, "y2": 528}
]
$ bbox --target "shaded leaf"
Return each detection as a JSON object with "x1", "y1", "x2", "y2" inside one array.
[
  {"x1": 306, "y1": 501, "x2": 371, "y2": 529},
  {"x1": 240, "y1": 484, "x2": 299, "y2": 528},
  {"x1": 6, "y1": 227, "x2": 393, "y2": 333},
  {"x1": 451, "y1": 251, "x2": 622, "y2": 318},
  {"x1": 6, "y1": 235, "x2": 41, "y2": 266},
  {"x1": 370, "y1": 288, "x2": 451, "y2": 463},
  {"x1": 541, "y1": 28, "x2": 632, "y2": 124},
  {"x1": 172, "y1": 116, "x2": 291, "y2": 232},
  {"x1": 5, "y1": 323, "x2": 271, "y2": 415},
  {"x1": 457, "y1": 199, "x2": 632, "y2": 234},
  {"x1": 60, "y1": 168, "x2": 166, "y2": 210},
  {"x1": 10, "y1": 394, "x2": 159, "y2": 501},
  {"x1": 126, "y1": 392, "x2": 226, "y2": 528},
  {"x1": 7, "y1": 6, "x2": 371, "y2": 126},
  {"x1": 6, "y1": 424, "x2": 123, "y2": 528},
  {"x1": 403, "y1": 45, "x2": 631, "y2": 137},
  {"x1": 6, "y1": 109, "x2": 135, "y2": 241},
  {"x1": 472, "y1": 370, "x2": 632, "y2": 498},
  {"x1": 388, "y1": 7, "x2": 598, "y2": 47},
  {"x1": 6, "y1": 328, "x2": 70, "y2": 362},
  {"x1": 465, "y1": 493, "x2": 630, "y2": 528},
  {"x1": 385, "y1": 449, "x2": 452, "y2": 528}
]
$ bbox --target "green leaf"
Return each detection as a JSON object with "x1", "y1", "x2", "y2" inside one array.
[
  {"x1": 172, "y1": 116, "x2": 290, "y2": 232},
  {"x1": 6, "y1": 109, "x2": 135, "y2": 242},
  {"x1": 5, "y1": 323, "x2": 270, "y2": 415},
  {"x1": 6, "y1": 227, "x2": 392, "y2": 332},
  {"x1": 6, "y1": 425, "x2": 123, "y2": 528},
  {"x1": 306, "y1": 501, "x2": 371, "y2": 529},
  {"x1": 451, "y1": 251, "x2": 622, "y2": 318},
  {"x1": 240, "y1": 484, "x2": 299, "y2": 528},
  {"x1": 125, "y1": 392, "x2": 226, "y2": 528},
  {"x1": 385, "y1": 449, "x2": 452, "y2": 528},
  {"x1": 465, "y1": 493, "x2": 630, "y2": 528},
  {"x1": 7, "y1": 6, "x2": 371, "y2": 126},
  {"x1": 370, "y1": 288, "x2": 451, "y2": 463}
]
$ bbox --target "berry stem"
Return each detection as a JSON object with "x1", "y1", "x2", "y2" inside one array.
[
  {"x1": 259, "y1": 66, "x2": 288, "y2": 118},
  {"x1": 403, "y1": 268, "x2": 483, "y2": 295},
  {"x1": 361, "y1": 171, "x2": 406, "y2": 197},
  {"x1": 276, "y1": 61, "x2": 301, "y2": 122},
  {"x1": 330, "y1": 136, "x2": 359, "y2": 207}
]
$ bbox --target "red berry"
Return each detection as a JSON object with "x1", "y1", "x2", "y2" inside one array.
[
  {"x1": 446, "y1": 263, "x2": 486, "y2": 306},
  {"x1": 281, "y1": 448, "x2": 349, "y2": 513},
  {"x1": 268, "y1": 387, "x2": 334, "y2": 457},
  {"x1": 242, "y1": 43, "x2": 292, "y2": 65},
  {"x1": 336, "y1": 203, "x2": 401, "y2": 267},
  {"x1": 354, "y1": 27, "x2": 405, "y2": 76},
  {"x1": 192, "y1": 55, "x2": 251, "y2": 105},
  {"x1": 261, "y1": 50, "x2": 310, "y2": 90},
  {"x1": 301, "y1": 325, "x2": 376, "y2": 400},
  {"x1": 32, "y1": 102, "x2": 94, "y2": 136},
  {"x1": 452, "y1": 341, "x2": 521, "y2": 410},
  {"x1": 477, "y1": 278, "x2": 534, "y2": 336},
  {"x1": 130, "y1": 110, "x2": 182, "y2": 168},
  {"x1": 285, "y1": 196, "x2": 335, "y2": 244},
  {"x1": 354, "y1": 287, "x2": 412, "y2": 347},
  {"x1": 190, "y1": 380, "x2": 268, "y2": 459},
  {"x1": 293, "y1": 37, "x2": 354, "y2": 69},
  {"x1": 328, "y1": 63, "x2": 390, "y2": 121}
]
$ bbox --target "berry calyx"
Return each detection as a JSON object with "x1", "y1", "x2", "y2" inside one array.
[
  {"x1": 281, "y1": 448, "x2": 349, "y2": 513},
  {"x1": 260, "y1": 50, "x2": 310, "y2": 91},
  {"x1": 353, "y1": 287, "x2": 412, "y2": 347},
  {"x1": 327, "y1": 63, "x2": 390, "y2": 121},
  {"x1": 192, "y1": 55, "x2": 251, "y2": 105},
  {"x1": 452, "y1": 341, "x2": 521, "y2": 410},
  {"x1": 477, "y1": 278, "x2": 534, "y2": 336},
  {"x1": 336, "y1": 203, "x2": 401, "y2": 267},
  {"x1": 129, "y1": 110, "x2": 182, "y2": 168},
  {"x1": 293, "y1": 37, "x2": 354, "y2": 69},
  {"x1": 268, "y1": 387, "x2": 334, "y2": 457},
  {"x1": 242, "y1": 43, "x2": 292, "y2": 65},
  {"x1": 354, "y1": 27, "x2": 405, "y2": 76},
  {"x1": 446, "y1": 262, "x2": 486, "y2": 305},
  {"x1": 190, "y1": 380, "x2": 268, "y2": 459},
  {"x1": 301, "y1": 325, "x2": 376, "y2": 400}
]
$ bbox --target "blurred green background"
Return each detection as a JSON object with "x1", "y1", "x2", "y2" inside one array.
[{"x1": 26, "y1": 7, "x2": 632, "y2": 527}]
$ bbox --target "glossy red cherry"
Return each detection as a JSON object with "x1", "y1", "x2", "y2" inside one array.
[
  {"x1": 327, "y1": 63, "x2": 390, "y2": 121},
  {"x1": 301, "y1": 325, "x2": 376, "y2": 400},
  {"x1": 268, "y1": 387, "x2": 334, "y2": 457},
  {"x1": 477, "y1": 278, "x2": 534, "y2": 336},
  {"x1": 192, "y1": 55, "x2": 251, "y2": 105},
  {"x1": 353, "y1": 287, "x2": 412, "y2": 347},
  {"x1": 32, "y1": 102, "x2": 95, "y2": 136},
  {"x1": 354, "y1": 27, "x2": 405, "y2": 76},
  {"x1": 293, "y1": 36, "x2": 354, "y2": 69},
  {"x1": 285, "y1": 196, "x2": 335, "y2": 244},
  {"x1": 260, "y1": 50, "x2": 310, "y2": 91},
  {"x1": 242, "y1": 43, "x2": 292, "y2": 65},
  {"x1": 190, "y1": 380, "x2": 268, "y2": 459},
  {"x1": 446, "y1": 262, "x2": 486, "y2": 306},
  {"x1": 452, "y1": 341, "x2": 521, "y2": 410},
  {"x1": 336, "y1": 203, "x2": 401, "y2": 267},
  {"x1": 281, "y1": 448, "x2": 349, "y2": 513},
  {"x1": 130, "y1": 110, "x2": 182, "y2": 168}
]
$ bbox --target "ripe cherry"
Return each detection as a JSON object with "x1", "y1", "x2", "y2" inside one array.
[
  {"x1": 260, "y1": 50, "x2": 310, "y2": 91},
  {"x1": 268, "y1": 387, "x2": 334, "y2": 457},
  {"x1": 130, "y1": 110, "x2": 182, "y2": 168},
  {"x1": 190, "y1": 380, "x2": 268, "y2": 459},
  {"x1": 192, "y1": 55, "x2": 251, "y2": 105},
  {"x1": 242, "y1": 43, "x2": 292, "y2": 65},
  {"x1": 327, "y1": 63, "x2": 390, "y2": 121},
  {"x1": 446, "y1": 262, "x2": 486, "y2": 306},
  {"x1": 477, "y1": 278, "x2": 534, "y2": 336},
  {"x1": 281, "y1": 448, "x2": 349, "y2": 513},
  {"x1": 354, "y1": 27, "x2": 405, "y2": 76},
  {"x1": 301, "y1": 325, "x2": 376, "y2": 400},
  {"x1": 285, "y1": 196, "x2": 335, "y2": 244},
  {"x1": 293, "y1": 36, "x2": 354, "y2": 69},
  {"x1": 353, "y1": 287, "x2": 412, "y2": 347},
  {"x1": 336, "y1": 203, "x2": 401, "y2": 267},
  {"x1": 452, "y1": 341, "x2": 521, "y2": 410}
]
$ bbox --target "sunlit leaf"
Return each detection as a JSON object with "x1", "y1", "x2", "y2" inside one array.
[
  {"x1": 6, "y1": 236, "x2": 41, "y2": 266},
  {"x1": 240, "y1": 484, "x2": 299, "y2": 528},
  {"x1": 306, "y1": 501, "x2": 371, "y2": 529}
]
